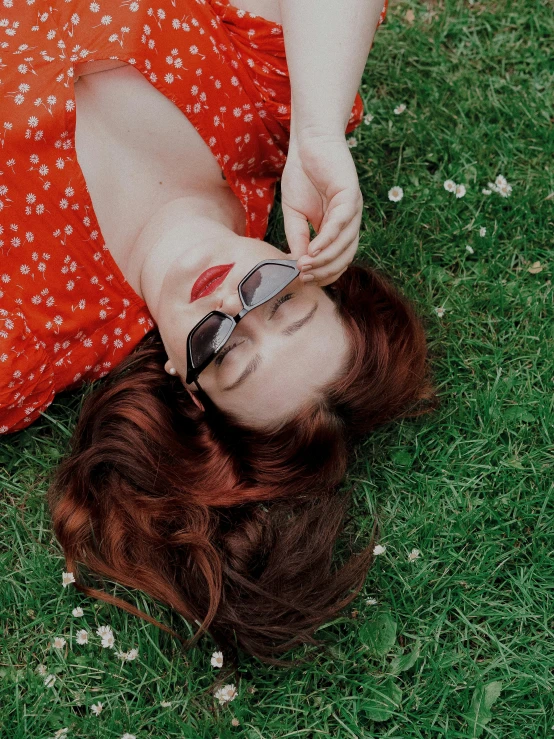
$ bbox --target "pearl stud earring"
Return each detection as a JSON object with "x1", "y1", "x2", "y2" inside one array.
[{"x1": 168, "y1": 367, "x2": 177, "y2": 375}]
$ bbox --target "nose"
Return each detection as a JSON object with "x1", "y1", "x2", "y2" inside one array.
[{"x1": 216, "y1": 284, "x2": 243, "y2": 318}]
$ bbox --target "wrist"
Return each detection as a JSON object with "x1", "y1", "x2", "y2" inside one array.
[
  {"x1": 291, "y1": 123, "x2": 350, "y2": 160},
  {"x1": 290, "y1": 95, "x2": 348, "y2": 143}
]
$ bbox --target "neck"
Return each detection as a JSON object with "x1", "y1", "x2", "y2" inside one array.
[{"x1": 135, "y1": 194, "x2": 245, "y2": 319}]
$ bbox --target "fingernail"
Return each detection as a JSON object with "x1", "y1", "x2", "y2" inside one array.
[
  {"x1": 311, "y1": 249, "x2": 321, "y2": 257},
  {"x1": 302, "y1": 274, "x2": 315, "y2": 282},
  {"x1": 301, "y1": 264, "x2": 312, "y2": 271}
]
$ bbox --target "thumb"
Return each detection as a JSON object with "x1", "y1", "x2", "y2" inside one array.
[{"x1": 281, "y1": 201, "x2": 312, "y2": 260}]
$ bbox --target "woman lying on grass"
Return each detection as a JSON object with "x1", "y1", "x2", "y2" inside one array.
[{"x1": 2, "y1": 0, "x2": 436, "y2": 663}]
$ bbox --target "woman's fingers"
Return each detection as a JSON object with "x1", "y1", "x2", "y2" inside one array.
[
  {"x1": 301, "y1": 235, "x2": 359, "y2": 285},
  {"x1": 308, "y1": 189, "x2": 363, "y2": 257},
  {"x1": 299, "y1": 216, "x2": 360, "y2": 273}
]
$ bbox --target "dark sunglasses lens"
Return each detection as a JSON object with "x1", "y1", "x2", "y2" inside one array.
[
  {"x1": 240, "y1": 263, "x2": 296, "y2": 306},
  {"x1": 190, "y1": 314, "x2": 234, "y2": 367}
]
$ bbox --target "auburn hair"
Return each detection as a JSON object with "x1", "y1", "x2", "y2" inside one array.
[{"x1": 46, "y1": 261, "x2": 437, "y2": 664}]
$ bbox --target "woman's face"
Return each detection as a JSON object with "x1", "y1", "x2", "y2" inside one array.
[{"x1": 154, "y1": 236, "x2": 350, "y2": 429}]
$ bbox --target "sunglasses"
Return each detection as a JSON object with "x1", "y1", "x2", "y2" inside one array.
[{"x1": 185, "y1": 259, "x2": 301, "y2": 390}]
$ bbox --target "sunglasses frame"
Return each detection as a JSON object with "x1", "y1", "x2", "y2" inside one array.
[{"x1": 185, "y1": 258, "x2": 300, "y2": 389}]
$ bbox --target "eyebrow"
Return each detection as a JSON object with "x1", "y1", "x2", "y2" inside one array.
[{"x1": 222, "y1": 301, "x2": 319, "y2": 392}]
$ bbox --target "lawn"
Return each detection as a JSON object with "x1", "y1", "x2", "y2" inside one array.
[{"x1": 1, "y1": 0, "x2": 553, "y2": 736}]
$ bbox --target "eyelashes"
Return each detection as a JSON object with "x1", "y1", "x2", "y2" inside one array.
[
  {"x1": 214, "y1": 293, "x2": 294, "y2": 367},
  {"x1": 268, "y1": 291, "x2": 294, "y2": 317}
]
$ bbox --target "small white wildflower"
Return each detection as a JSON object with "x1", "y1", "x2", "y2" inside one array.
[
  {"x1": 90, "y1": 701, "x2": 103, "y2": 716},
  {"x1": 373, "y1": 544, "x2": 386, "y2": 556},
  {"x1": 479, "y1": 227, "x2": 486, "y2": 237},
  {"x1": 408, "y1": 548, "x2": 421, "y2": 561},
  {"x1": 36, "y1": 664, "x2": 48, "y2": 676},
  {"x1": 346, "y1": 136, "x2": 357, "y2": 148},
  {"x1": 125, "y1": 648, "x2": 139, "y2": 661},
  {"x1": 482, "y1": 188, "x2": 492, "y2": 195},
  {"x1": 388, "y1": 186, "x2": 403, "y2": 202},
  {"x1": 52, "y1": 636, "x2": 66, "y2": 649},
  {"x1": 495, "y1": 174, "x2": 507, "y2": 188},
  {"x1": 443, "y1": 179, "x2": 456, "y2": 193},
  {"x1": 497, "y1": 182, "x2": 512, "y2": 197},
  {"x1": 364, "y1": 113, "x2": 374, "y2": 124},
  {"x1": 62, "y1": 571, "x2": 75, "y2": 587},
  {"x1": 72, "y1": 606, "x2": 84, "y2": 617},
  {"x1": 76, "y1": 629, "x2": 88, "y2": 645},
  {"x1": 435, "y1": 306, "x2": 445, "y2": 318},
  {"x1": 101, "y1": 632, "x2": 115, "y2": 649},
  {"x1": 466, "y1": 245, "x2": 475, "y2": 254},
  {"x1": 44, "y1": 674, "x2": 56, "y2": 688},
  {"x1": 455, "y1": 183, "x2": 466, "y2": 198},
  {"x1": 160, "y1": 701, "x2": 172, "y2": 707},
  {"x1": 365, "y1": 597, "x2": 378, "y2": 606},
  {"x1": 211, "y1": 651, "x2": 224, "y2": 668},
  {"x1": 96, "y1": 625, "x2": 113, "y2": 639},
  {"x1": 121, "y1": 734, "x2": 136, "y2": 739},
  {"x1": 394, "y1": 103, "x2": 407, "y2": 115},
  {"x1": 214, "y1": 683, "x2": 238, "y2": 705},
  {"x1": 54, "y1": 729, "x2": 69, "y2": 738}
]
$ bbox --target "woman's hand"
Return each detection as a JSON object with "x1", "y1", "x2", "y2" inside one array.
[{"x1": 280, "y1": 130, "x2": 364, "y2": 287}]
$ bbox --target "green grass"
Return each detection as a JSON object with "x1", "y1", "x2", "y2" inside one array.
[{"x1": 1, "y1": 0, "x2": 553, "y2": 736}]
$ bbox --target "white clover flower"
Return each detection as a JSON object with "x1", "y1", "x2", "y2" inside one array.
[
  {"x1": 53, "y1": 637, "x2": 66, "y2": 649},
  {"x1": 365, "y1": 597, "x2": 378, "y2": 605},
  {"x1": 91, "y1": 702, "x2": 103, "y2": 716},
  {"x1": 214, "y1": 683, "x2": 238, "y2": 705},
  {"x1": 346, "y1": 136, "x2": 357, "y2": 148},
  {"x1": 443, "y1": 179, "x2": 456, "y2": 193},
  {"x1": 455, "y1": 184, "x2": 466, "y2": 198},
  {"x1": 373, "y1": 544, "x2": 386, "y2": 556},
  {"x1": 364, "y1": 113, "x2": 374, "y2": 124},
  {"x1": 408, "y1": 548, "x2": 421, "y2": 561},
  {"x1": 466, "y1": 245, "x2": 475, "y2": 254},
  {"x1": 388, "y1": 186, "x2": 403, "y2": 202},
  {"x1": 76, "y1": 629, "x2": 88, "y2": 645},
  {"x1": 211, "y1": 651, "x2": 224, "y2": 668},
  {"x1": 62, "y1": 571, "x2": 75, "y2": 587},
  {"x1": 394, "y1": 103, "x2": 407, "y2": 115},
  {"x1": 72, "y1": 606, "x2": 84, "y2": 617},
  {"x1": 435, "y1": 306, "x2": 445, "y2": 318},
  {"x1": 479, "y1": 227, "x2": 486, "y2": 237}
]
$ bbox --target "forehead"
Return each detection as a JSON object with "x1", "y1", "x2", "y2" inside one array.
[{"x1": 209, "y1": 293, "x2": 349, "y2": 427}]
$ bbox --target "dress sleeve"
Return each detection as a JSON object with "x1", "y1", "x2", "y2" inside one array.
[{"x1": 0, "y1": 307, "x2": 55, "y2": 435}]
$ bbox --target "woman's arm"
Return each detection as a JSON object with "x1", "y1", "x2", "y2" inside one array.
[{"x1": 278, "y1": 0, "x2": 385, "y2": 140}]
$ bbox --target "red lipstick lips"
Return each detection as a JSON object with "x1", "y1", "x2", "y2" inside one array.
[{"x1": 190, "y1": 263, "x2": 235, "y2": 302}]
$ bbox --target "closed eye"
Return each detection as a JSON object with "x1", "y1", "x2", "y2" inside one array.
[{"x1": 214, "y1": 293, "x2": 294, "y2": 367}]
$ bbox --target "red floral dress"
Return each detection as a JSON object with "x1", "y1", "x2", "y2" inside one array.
[{"x1": 0, "y1": 0, "x2": 388, "y2": 435}]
